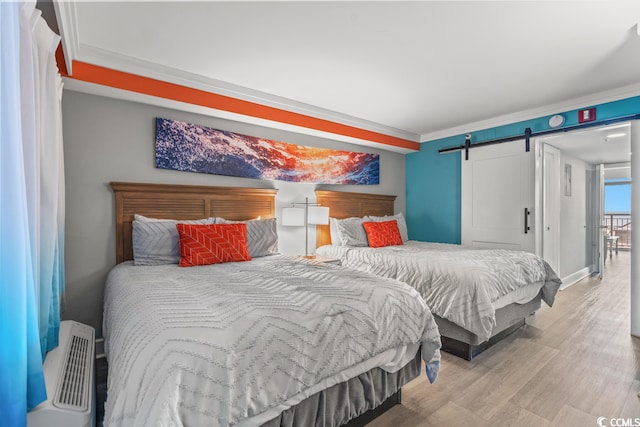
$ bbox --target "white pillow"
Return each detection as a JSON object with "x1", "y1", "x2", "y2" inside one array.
[
  {"x1": 216, "y1": 217, "x2": 279, "y2": 257},
  {"x1": 365, "y1": 213, "x2": 409, "y2": 242},
  {"x1": 334, "y1": 217, "x2": 369, "y2": 247},
  {"x1": 132, "y1": 215, "x2": 214, "y2": 265},
  {"x1": 329, "y1": 218, "x2": 342, "y2": 246}
]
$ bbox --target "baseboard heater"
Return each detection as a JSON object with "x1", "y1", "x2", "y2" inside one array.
[{"x1": 27, "y1": 320, "x2": 96, "y2": 427}]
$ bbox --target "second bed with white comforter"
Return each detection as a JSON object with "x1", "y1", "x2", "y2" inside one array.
[{"x1": 317, "y1": 241, "x2": 562, "y2": 342}]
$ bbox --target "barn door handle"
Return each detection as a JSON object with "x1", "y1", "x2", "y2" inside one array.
[{"x1": 524, "y1": 208, "x2": 531, "y2": 234}]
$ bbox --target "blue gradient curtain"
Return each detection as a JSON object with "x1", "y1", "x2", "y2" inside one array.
[{"x1": 0, "y1": 1, "x2": 64, "y2": 425}]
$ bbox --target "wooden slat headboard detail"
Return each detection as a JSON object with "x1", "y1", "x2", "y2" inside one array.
[
  {"x1": 111, "y1": 182, "x2": 277, "y2": 264},
  {"x1": 315, "y1": 190, "x2": 396, "y2": 247}
]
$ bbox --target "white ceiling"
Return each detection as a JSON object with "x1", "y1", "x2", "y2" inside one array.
[
  {"x1": 53, "y1": 1, "x2": 640, "y2": 145},
  {"x1": 541, "y1": 122, "x2": 631, "y2": 166}
]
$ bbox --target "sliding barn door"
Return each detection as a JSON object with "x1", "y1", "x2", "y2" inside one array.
[{"x1": 462, "y1": 140, "x2": 536, "y2": 252}]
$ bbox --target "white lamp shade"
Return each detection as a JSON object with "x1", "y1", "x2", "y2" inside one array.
[
  {"x1": 308, "y1": 206, "x2": 330, "y2": 225},
  {"x1": 282, "y1": 207, "x2": 305, "y2": 226}
]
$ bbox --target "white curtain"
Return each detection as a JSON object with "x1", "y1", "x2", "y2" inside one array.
[
  {"x1": 0, "y1": 1, "x2": 64, "y2": 424},
  {"x1": 23, "y1": 3, "x2": 65, "y2": 355}
]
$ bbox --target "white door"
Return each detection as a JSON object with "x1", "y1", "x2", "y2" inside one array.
[
  {"x1": 462, "y1": 140, "x2": 536, "y2": 252},
  {"x1": 542, "y1": 144, "x2": 561, "y2": 273},
  {"x1": 596, "y1": 164, "x2": 605, "y2": 278}
]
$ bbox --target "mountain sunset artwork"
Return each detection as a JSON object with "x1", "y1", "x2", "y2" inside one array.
[{"x1": 155, "y1": 118, "x2": 379, "y2": 184}]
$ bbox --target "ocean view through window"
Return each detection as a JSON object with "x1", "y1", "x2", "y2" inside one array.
[{"x1": 605, "y1": 180, "x2": 631, "y2": 250}]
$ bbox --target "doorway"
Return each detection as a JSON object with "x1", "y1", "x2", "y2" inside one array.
[{"x1": 539, "y1": 122, "x2": 631, "y2": 283}]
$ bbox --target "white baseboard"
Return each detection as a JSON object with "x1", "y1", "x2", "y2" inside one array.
[{"x1": 560, "y1": 267, "x2": 593, "y2": 290}]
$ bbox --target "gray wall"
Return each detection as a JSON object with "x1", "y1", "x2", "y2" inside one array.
[{"x1": 62, "y1": 90, "x2": 406, "y2": 333}]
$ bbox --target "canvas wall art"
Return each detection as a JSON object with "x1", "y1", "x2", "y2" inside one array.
[{"x1": 155, "y1": 118, "x2": 380, "y2": 185}]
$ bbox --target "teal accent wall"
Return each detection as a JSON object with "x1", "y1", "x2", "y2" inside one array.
[
  {"x1": 406, "y1": 95, "x2": 640, "y2": 243},
  {"x1": 406, "y1": 137, "x2": 461, "y2": 243}
]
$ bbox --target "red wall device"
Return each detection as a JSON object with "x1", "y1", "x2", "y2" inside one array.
[{"x1": 578, "y1": 108, "x2": 596, "y2": 123}]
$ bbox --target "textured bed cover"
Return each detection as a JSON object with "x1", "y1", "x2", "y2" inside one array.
[
  {"x1": 317, "y1": 241, "x2": 562, "y2": 342},
  {"x1": 103, "y1": 255, "x2": 441, "y2": 427}
]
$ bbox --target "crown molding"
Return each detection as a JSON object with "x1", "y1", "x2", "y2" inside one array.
[
  {"x1": 70, "y1": 41, "x2": 419, "y2": 144},
  {"x1": 52, "y1": 0, "x2": 79, "y2": 75},
  {"x1": 420, "y1": 82, "x2": 640, "y2": 143},
  {"x1": 62, "y1": 78, "x2": 417, "y2": 154}
]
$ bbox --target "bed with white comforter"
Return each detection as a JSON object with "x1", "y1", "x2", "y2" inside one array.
[
  {"x1": 317, "y1": 241, "x2": 562, "y2": 343},
  {"x1": 103, "y1": 255, "x2": 441, "y2": 427}
]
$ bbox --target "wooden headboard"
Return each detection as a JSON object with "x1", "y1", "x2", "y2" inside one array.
[
  {"x1": 315, "y1": 190, "x2": 396, "y2": 247},
  {"x1": 111, "y1": 182, "x2": 277, "y2": 264}
]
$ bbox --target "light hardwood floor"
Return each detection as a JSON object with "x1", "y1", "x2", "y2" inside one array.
[{"x1": 369, "y1": 251, "x2": 640, "y2": 427}]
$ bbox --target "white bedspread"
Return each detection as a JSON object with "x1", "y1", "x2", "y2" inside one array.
[
  {"x1": 317, "y1": 241, "x2": 562, "y2": 341},
  {"x1": 103, "y1": 256, "x2": 441, "y2": 427}
]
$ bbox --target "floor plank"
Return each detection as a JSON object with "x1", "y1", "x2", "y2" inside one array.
[{"x1": 549, "y1": 404, "x2": 597, "y2": 427}]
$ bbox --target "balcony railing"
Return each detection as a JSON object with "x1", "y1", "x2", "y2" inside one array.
[{"x1": 604, "y1": 212, "x2": 631, "y2": 250}]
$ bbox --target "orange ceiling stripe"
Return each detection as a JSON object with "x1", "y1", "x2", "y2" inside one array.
[
  {"x1": 55, "y1": 44, "x2": 68, "y2": 76},
  {"x1": 66, "y1": 60, "x2": 419, "y2": 151}
]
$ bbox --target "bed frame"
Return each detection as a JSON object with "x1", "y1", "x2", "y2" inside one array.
[
  {"x1": 316, "y1": 190, "x2": 396, "y2": 248},
  {"x1": 315, "y1": 189, "x2": 540, "y2": 360},
  {"x1": 112, "y1": 182, "x2": 277, "y2": 264},
  {"x1": 110, "y1": 182, "x2": 414, "y2": 425}
]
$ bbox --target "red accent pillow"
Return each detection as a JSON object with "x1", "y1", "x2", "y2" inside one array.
[
  {"x1": 362, "y1": 220, "x2": 403, "y2": 248},
  {"x1": 176, "y1": 223, "x2": 251, "y2": 267}
]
